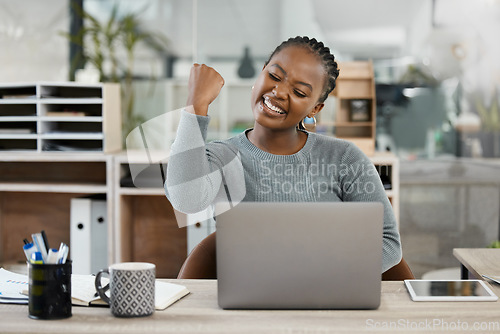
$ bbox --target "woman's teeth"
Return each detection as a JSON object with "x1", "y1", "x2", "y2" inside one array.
[{"x1": 264, "y1": 97, "x2": 286, "y2": 114}]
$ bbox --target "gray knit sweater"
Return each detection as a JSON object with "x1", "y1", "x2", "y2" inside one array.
[{"x1": 165, "y1": 110, "x2": 402, "y2": 272}]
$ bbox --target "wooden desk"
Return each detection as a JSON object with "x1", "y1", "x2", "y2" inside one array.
[
  {"x1": 453, "y1": 248, "x2": 500, "y2": 284},
  {"x1": 1, "y1": 280, "x2": 499, "y2": 334}
]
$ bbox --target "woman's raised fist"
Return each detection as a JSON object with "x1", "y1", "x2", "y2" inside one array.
[{"x1": 186, "y1": 64, "x2": 225, "y2": 116}]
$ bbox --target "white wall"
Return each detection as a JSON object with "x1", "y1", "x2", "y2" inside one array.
[{"x1": 0, "y1": 0, "x2": 68, "y2": 82}]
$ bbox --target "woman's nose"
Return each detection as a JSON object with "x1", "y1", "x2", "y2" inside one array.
[{"x1": 272, "y1": 82, "x2": 287, "y2": 99}]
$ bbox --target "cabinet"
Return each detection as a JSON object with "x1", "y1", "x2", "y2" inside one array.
[
  {"x1": 0, "y1": 153, "x2": 113, "y2": 269},
  {"x1": 326, "y1": 61, "x2": 377, "y2": 156},
  {"x1": 0, "y1": 82, "x2": 121, "y2": 153}
]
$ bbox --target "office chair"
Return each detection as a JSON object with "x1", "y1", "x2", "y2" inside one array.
[{"x1": 177, "y1": 232, "x2": 415, "y2": 280}]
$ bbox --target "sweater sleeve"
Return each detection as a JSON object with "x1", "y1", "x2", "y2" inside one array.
[
  {"x1": 339, "y1": 143, "x2": 402, "y2": 273},
  {"x1": 164, "y1": 110, "x2": 245, "y2": 214}
]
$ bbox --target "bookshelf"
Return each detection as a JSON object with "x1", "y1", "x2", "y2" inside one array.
[
  {"x1": 328, "y1": 61, "x2": 377, "y2": 156},
  {"x1": 0, "y1": 153, "x2": 113, "y2": 269},
  {"x1": 0, "y1": 82, "x2": 121, "y2": 153}
]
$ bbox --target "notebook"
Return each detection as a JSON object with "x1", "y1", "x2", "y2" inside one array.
[{"x1": 215, "y1": 202, "x2": 384, "y2": 310}]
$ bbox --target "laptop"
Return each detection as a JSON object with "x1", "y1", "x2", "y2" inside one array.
[{"x1": 215, "y1": 201, "x2": 383, "y2": 310}]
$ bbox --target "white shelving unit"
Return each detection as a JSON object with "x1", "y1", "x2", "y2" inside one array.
[{"x1": 0, "y1": 82, "x2": 121, "y2": 153}]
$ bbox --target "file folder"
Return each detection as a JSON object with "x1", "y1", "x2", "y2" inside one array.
[{"x1": 70, "y1": 195, "x2": 108, "y2": 275}]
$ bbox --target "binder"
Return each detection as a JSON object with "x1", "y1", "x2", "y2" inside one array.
[{"x1": 70, "y1": 195, "x2": 108, "y2": 275}]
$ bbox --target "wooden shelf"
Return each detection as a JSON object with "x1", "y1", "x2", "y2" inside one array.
[
  {"x1": 0, "y1": 182, "x2": 108, "y2": 193},
  {"x1": 0, "y1": 153, "x2": 113, "y2": 268},
  {"x1": 323, "y1": 61, "x2": 376, "y2": 156},
  {"x1": 118, "y1": 187, "x2": 165, "y2": 196}
]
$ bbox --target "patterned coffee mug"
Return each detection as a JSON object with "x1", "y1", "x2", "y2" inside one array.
[{"x1": 95, "y1": 262, "x2": 155, "y2": 317}]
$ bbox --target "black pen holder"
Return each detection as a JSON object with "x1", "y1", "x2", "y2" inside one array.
[{"x1": 28, "y1": 260, "x2": 72, "y2": 320}]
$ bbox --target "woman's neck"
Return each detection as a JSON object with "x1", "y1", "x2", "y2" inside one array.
[{"x1": 246, "y1": 124, "x2": 308, "y2": 155}]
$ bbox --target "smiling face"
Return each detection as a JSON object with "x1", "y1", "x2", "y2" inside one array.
[{"x1": 251, "y1": 45, "x2": 327, "y2": 131}]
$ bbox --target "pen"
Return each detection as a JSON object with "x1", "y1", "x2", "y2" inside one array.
[
  {"x1": 41, "y1": 230, "x2": 50, "y2": 252},
  {"x1": 32, "y1": 233, "x2": 48, "y2": 263},
  {"x1": 23, "y1": 243, "x2": 36, "y2": 262},
  {"x1": 57, "y1": 243, "x2": 69, "y2": 264},
  {"x1": 30, "y1": 252, "x2": 44, "y2": 264},
  {"x1": 46, "y1": 249, "x2": 59, "y2": 264},
  {"x1": 23, "y1": 238, "x2": 30, "y2": 245},
  {"x1": 58, "y1": 242, "x2": 65, "y2": 254},
  {"x1": 60, "y1": 246, "x2": 69, "y2": 264}
]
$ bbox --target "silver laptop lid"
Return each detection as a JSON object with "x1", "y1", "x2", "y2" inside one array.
[{"x1": 216, "y1": 202, "x2": 383, "y2": 310}]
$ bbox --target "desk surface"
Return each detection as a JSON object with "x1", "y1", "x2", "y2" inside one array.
[
  {"x1": 1, "y1": 280, "x2": 500, "y2": 334},
  {"x1": 453, "y1": 248, "x2": 500, "y2": 284}
]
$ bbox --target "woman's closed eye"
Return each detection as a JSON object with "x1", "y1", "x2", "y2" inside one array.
[
  {"x1": 268, "y1": 72, "x2": 281, "y2": 81},
  {"x1": 294, "y1": 89, "x2": 307, "y2": 98}
]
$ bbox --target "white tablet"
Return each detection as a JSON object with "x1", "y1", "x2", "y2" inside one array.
[{"x1": 404, "y1": 279, "x2": 498, "y2": 302}]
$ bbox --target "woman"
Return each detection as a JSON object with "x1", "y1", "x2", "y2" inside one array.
[{"x1": 165, "y1": 36, "x2": 402, "y2": 272}]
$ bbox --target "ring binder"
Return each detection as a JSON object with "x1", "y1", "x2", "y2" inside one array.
[{"x1": 70, "y1": 195, "x2": 108, "y2": 275}]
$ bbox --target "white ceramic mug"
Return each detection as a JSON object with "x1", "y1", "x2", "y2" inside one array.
[{"x1": 95, "y1": 262, "x2": 155, "y2": 317}]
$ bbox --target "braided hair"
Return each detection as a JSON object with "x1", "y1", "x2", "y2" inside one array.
[{"x1": 265, "y1": 36, "x2": 340, "y2": 103}]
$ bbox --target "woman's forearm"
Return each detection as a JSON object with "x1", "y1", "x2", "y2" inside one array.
[{"x1": 165, "y1": 110, "x2": 223, "y2": 213}]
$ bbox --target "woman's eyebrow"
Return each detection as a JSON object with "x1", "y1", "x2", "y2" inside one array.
[
  {"x1": 271, "y1": 63, "x2": 287, "y2": 75},
  {"x1": 270, "y1": 64, "x2": 313, "y2": 92}
]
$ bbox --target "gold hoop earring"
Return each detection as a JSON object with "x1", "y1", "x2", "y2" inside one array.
[
  {"x1": 310, "y1": 116, "x2": 317, "y2": 126},
  {"x1": 300, "y1": 116, "x2": 316, "y2": 131}
]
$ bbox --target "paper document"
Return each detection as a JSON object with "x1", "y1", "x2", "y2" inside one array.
[{"x1": 0, "y1": 268, "x2": 29, "y2": 304}]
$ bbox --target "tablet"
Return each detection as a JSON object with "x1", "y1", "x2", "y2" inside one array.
[{"x1": 404, "y1": 279, "x2": 498, "y2": 302}]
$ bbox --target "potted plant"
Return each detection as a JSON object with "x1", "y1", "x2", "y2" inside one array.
[{"x1": 61, "y1": 3, "x2": 169, "y2": 143}]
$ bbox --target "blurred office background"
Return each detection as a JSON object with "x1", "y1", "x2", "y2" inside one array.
[{"x1": 1, "y1": 0, "x2": 500, "y2": 277}]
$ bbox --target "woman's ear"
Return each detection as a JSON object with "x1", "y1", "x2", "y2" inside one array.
[{"x1": 308, "y1": 103, "x2": 324, "y2": 118}]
